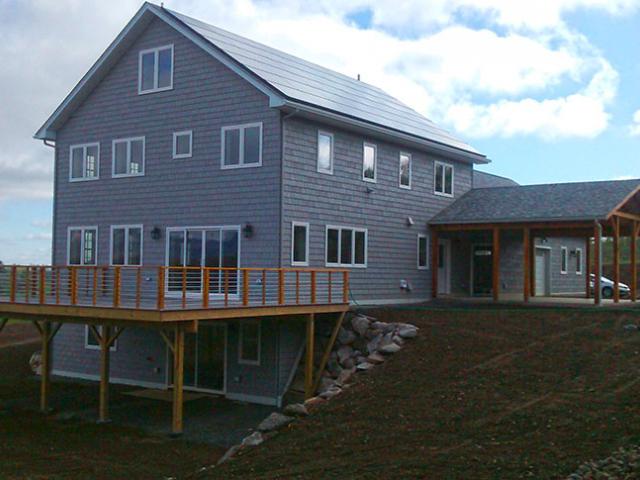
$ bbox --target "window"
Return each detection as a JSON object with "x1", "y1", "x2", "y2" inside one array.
[
  {"x1": 362, "y1": 142, "x2": 377, "y2": 182},
  {"x1": 138, "y1": 45, "x2": 173, "y2": 94},
  {"x1": 434, "y1": 161, "x2": 454, "y2": 197},
  {"x1": 399, "y1": 152, "x2": 411, "y2": 189},
  {"x1": 317, "y1": 131, "x2": 334, "y2": 174},
  {"x1": 173, "y1": 130, "x2": 192, "y2": 159},
  {"x1": 576, "y1": 248, "x2": 583, "y2": 275},
  {"x1": 69, "y1": 143, "x2": 99, "y2": 181},
  {"x1": 111, "y1": 225, "x2": 143, "y2": 266},
  {"x1": 560, "y1": 246, "x2": 568, "y2": 274},
  {"x1": 221, "y1": 123, "x2": 262, "y2": 168},
  {"x1": 418, "y1": 234, "x2": 429, "y2": 270},
  {"x1": 85, "y1": 326, "x2": 118, "y2": 351},
  {"x1": 68, "y1": 227, "x2": 97, "y2": 265},
  {"x1": 326, "y1": 226, "x2": 367, "y2": 267},
  {"x1": 239, "y1": 320, "x2": 260, "y2": 365},
  {"x1": 291, "y1": 222, "x2": 309, "y2": 266},
  {"x1": 112, "y1": 137, "x2": 145, "y2": 177}
]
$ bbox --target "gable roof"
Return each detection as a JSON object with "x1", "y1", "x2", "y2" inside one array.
[
  {"x1": 34, "y1": 3, "x2": 486, "y2": 164},
  {"x1": 473, "y1": 171, "x2": 519, "y2": 189},
  {"x1": 430, "y1": 179, "x2": 640, "y2": 225}
]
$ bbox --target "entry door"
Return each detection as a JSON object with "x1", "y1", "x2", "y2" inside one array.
[
  {"x1": 437, "y1": 239, "x2": 451, "y2": 295},
  {"x1": 473, "y1": 245, "x2": 493, "y2": 296},
  {"x1": 535, "y1": 249, "x2": 551, "y2": 296},
  {"x1": 178, "y1": 324, "x2": 227, "y2": 393}
]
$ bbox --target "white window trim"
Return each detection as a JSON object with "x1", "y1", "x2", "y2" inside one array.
[
  {"x1": 238, "y1": 320, "x2": 261, "y2": 366},
  {"x1": 172, "y1": 130, "x2": 193, "y2": 159},
  {"x1": 112, "y1": 136, "x2": 145, "y2": 178},
  {"x1": 434, "y1": 160, "x2": 455, "y2": 198},
  {"x1": 69, "y1": 142, "x2": 100, "y2": 182},
  {"x1": 576, "y1": 247, "x2": 583, "y2": 275},
  {"x1": 399, "y1": 152, "x2": 412, "y2": 189},
  {"x1": 67, "y1": 226, "x2": 98, "y2": 266},
  {"x1": 84, "y1": 325, "x2": 118, "y2": 351},
  {"x1": 110, "y1": 224, "x2": 144, "y2": 266},
  {"x1": 138, "y1": 44, "x2": 174, "y2": 95},
  {"x1": 220, "y1": 122, "x2": 263, "y2": 169},
  {"x1": 560, "y1": 246, "x2": 568, "y2": 274},
  {"x1": 291, "y1": 221, "x2": 310, "y2": 267},
  {"x1": 362, "y1": 142, "x2": 377, "y2": 183},
  {"x1": 417, "y1": 234, "x2": 430, "y2": 270},
  {"x1": 325, "y1": 225, "x2": 368, "y2": 268},
  {"x1": 317, "y1": 130, "x2": 334, "y2": 175}
]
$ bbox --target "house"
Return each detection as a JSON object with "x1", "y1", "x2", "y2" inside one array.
[{"x1": 1, "y1": 2, "x2": 640, "y2": 434}]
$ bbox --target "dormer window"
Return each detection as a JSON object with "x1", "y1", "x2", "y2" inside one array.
[{"x1": 138, "y1": 45, "x2": 173, "y2": 94}]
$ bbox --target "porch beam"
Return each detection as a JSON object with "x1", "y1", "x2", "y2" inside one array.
[
  {"x1": 585, "y1": 237, "x2": 591, "y2": 299},
  {"x1": 492, "y1": 228, "x2": 500, "y2": 302},
  {"x1": 612, "y1": 211, "x2": 640, "y2": 223},
  {"x1": 434, "y1": 221, "x2": 594, "y2": 232},
  {"x1": 431, "y1": 229, "x2": 439, "y2": 299},
  {"x1": 632, "y1": 221, "x2": 639, "y2": 302},
  {"x1": 304, "y1": 313, "x2": 315, "y2": 400},
  {"x1": 98, "y1": 325, "x2": 111, "y2": 423},
  {"x1": 171, "y1": 325, "x2": 185, "y2": 436},
  {"x1": 523, "y1": 228, "x2": 530, "y2": 303},
  {"x1": 612, "y1": 216, "x2": 621, "y2": 303},
  {"x1": 313, "y1": 311, "x2": 346, "y2": 394},
  {"x1": 594, "y1": 222, "x2": 602, "y2": 305}
]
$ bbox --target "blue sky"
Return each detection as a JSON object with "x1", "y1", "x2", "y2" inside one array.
[{"x1": 1, "y1": 0, "x2": 639, "y2": 264}]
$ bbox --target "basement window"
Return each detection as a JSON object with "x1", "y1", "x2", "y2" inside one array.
[
  {"x1": 85, "y1": 326, "x2": 118, "y2": 351},
  {"x1": 239, "y1": 320, "x2": 261, "y2": 365},
  {"x1": 139, "y1": 45, "x2": 173, "y2": 94}
]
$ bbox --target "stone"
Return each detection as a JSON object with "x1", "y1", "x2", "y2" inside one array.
[
  {"x1": 398, "y1": 326, "x2": 418, "y2": 338},
  {"x1": 304, "y1": 396, "x2": 325, "y2": 408},
  {"x1": 29, "y1": 352, "x2": 42, "y2": 375},
  {"x1": 355, "y1": 355, "x2": 368, "y2": 365},
  {"x1": 393, "y1": 335, "x2": 405, "y2": 346},
  {"x1": 367, "y1": 352, "x2": 385, "y2": 364},
  {"x1": 283, "y1": 403, "x2": 309, "y2": 417},
  {"x1": 257, "y1": 412, "x2": 293, "y2": 432},
  {"x1": 241, "y1": 431, "x2": 264, "y2": 447},
  {"x1": 356, "y1": 362, "x2": 375, "y2": 371},
  {"x1": 380, "y1": 342, "x2": 402, "y2": 354},
  {"x1": 217, "y1": 444, "x2": 242, "y2": 465},
  {"x1": 623, "y1": 324, "x2": 638, "y2": 331},
  {"x1": 367, "y1": 334, "x2": 382, "y2": 354},
  {"x1": 371, "y1": 321, "x2": 391, "y2": 332},
  {"x1": 327, "y1": 358, "x2": 342, "y2": 378},
  {"x1": 378, "y1": 332, "x2": 395, "y2": 349},
  {"x1": 319, "y1": 387, "x2": 342, "y2": 399},
  {"x1": 337, "y1": 345, "x2": 354, "y2": 364},
  {"x1": 341, "y1": 357, "x2": 355, "y2": 369},
  {"x1": 336, "y1": 368, "x2": 355, "y2": 386},
  {"x1": 351, "y1": 315, "x2": 371, "y2": 336},
  {"x1": 337, "y1": 327, "x2": 356, "y2": 345},
  {"x1": 364, "y1": 328, "x2": 382, "y2": 340},
  {"x1": 319, "y1": 376, "x2": 335, "y2": 393}
]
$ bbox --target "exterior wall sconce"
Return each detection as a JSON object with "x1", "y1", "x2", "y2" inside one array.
[
  {"x1": 243, "y1": 224, "x2": 254, "y2": 238},
  {"x1": 406, "y1": 216, "x2": 415, "y2": 227},
  {"x1": 150, "y1": 227, "x2": 162, "y2": 241}
]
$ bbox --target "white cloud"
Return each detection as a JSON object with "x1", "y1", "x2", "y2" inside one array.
[{"x1": 628, "y1": 109, "x2": 640, "y2": 136}]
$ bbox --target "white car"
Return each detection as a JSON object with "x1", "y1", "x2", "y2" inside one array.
[{"x1": 589, "y1": 273, "x2": 631, "y2": 299}]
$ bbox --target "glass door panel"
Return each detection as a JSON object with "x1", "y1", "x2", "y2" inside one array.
[
  {"x1": 221, "y1": 229, "x2": 239, "y2": 295},
  {"x1": 205, "y1": 230, "x2": 221, "y2": 294},
  {"x1": 186, "y1": 230, "x2": 203, "y2": 292},
  {"x1": 168, "y1": 231, "x2": 185, "y2": 292},
  {"x1": 197, "y1": 325, "x2": 226, "y2": 391}
]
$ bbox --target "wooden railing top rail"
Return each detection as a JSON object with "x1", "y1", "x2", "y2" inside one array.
[{"x1": 1, "y1": 265, "x2": 350, "y2": 273}]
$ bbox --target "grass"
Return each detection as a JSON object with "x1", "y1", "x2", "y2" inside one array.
[{"x1": 203, "y1": 308, "x2": 640, "y2": 479}]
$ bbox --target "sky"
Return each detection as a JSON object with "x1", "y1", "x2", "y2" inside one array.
[{"x1": 1, "y1": 0, "x2": 639, "y2": 264}]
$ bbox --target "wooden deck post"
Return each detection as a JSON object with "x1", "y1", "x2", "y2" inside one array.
[
  {"x1": 612, "y1": 216, "x2": 620, "y2": 303},
  {"x1": 431, "y1": 229, "x2": 439, "y2": 299},
  {"x1": 304, "y1": 313, "x2": 315, "y2": 400},
  {"x1": 40, "y1": 321, "x2": 52, "y2": 413},
  {"x1": 172, "y1": 325, "x2": 185, "y2": 436},
  {"x1": 523, "y1": 227, "x2": 530, "y2": 303},
  {"x1": 492, "y1": 227, "x2": 500, "y2": 302},
  {"x1": 632, "y1": 221, "x2": 638, "y2": 302},
  {"x1": 585, "y1": 237, "x2": 591, "y2": 299},
  {"x1": 98, "y1": 325, "x2": 111, "y2": 423},
  {"x1": 594, "y1": 222, "x2": 602, "y2": 305}
]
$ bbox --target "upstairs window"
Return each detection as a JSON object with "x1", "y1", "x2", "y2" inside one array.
[
  {"x1": 291, "y1": 222, "x2": 309, "y2": 266},
  {"x1": 139, "y1": 45, "x2": 173, "y2": 94},
  {"x1": 221, "y1": 123, "x2": 262, "y2": 168},
  {"x1": 111, "y1": 225, "x2": 142, "y2": 266},
  {"x1": 434, "y1": 161, "x2": 454, "y2": 197},
  {"x1": 112, "y1": 137, "x2": 145, "y2": 177},
  {"x1": 326, "y1": 226, "x2": 367, "y2": 268},
  {"x1": 173, "y1": 130, "x2": 192, "y2": 159},
  {"x1": 70, "y1": 143, "x2": 99, "y2": 181},
  {"x1": 399, "y1": 152, "x2": 411, "y2": 189},
  {"x1": 68, "y1": 227, "x2": 97, "y2": 266},
  {"x1": 560, "y1": 246, "x2": 568, "y2": 274},
  {"x1": 362, "y1": 142, "x2": 377, "y2": 182},
  {"x1": 418, "y1": 234, "x2": 429, "y2": 270},
  {"x1": 317, "y1": 131, "x2": 334, "y2": 174}
]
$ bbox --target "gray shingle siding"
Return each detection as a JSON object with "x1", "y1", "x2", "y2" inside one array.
[{"x1": 281, "y1": 117, "x2": 472, "y2": 303}]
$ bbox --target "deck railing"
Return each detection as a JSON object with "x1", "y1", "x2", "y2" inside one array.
[{"x1": 0, "y1": 265, "x2": 349, "y2": 311}]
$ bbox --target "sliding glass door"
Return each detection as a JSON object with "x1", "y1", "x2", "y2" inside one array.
[{"x1": 167, "y1": 227, "x2": 240, "y2": 295}]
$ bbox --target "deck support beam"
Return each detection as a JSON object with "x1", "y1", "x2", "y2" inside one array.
[
  {"x1": 594, "y1": 223, "x2": 602, "y2": 305},
  {"x1": 313, "y1": 311, "x2": 346, "y2": 394},
  {"x1": 431, "y1": 229, "x2": 439, "y2": 299},
  {"x1": 612, "y1": 216, "x2": 621, "y2": 303},
  {"x1": 172, "y1": 325, "x2": 185, "y2": 436},
  {"x1": 33, "y1": 321, "x2": 61, "y2": 413},
  {"x1": 304, "y1": 313, "x2": 315, "y2": 400},
  {"x1": 492, "y1": 228, "x2": 500, "y2": 302},
  {"x1": 523, "y1": 228, "x2": 530, "y2": 303},
  {"x1": 98, "y1": 325, "x2": 111, "y2": 423}
]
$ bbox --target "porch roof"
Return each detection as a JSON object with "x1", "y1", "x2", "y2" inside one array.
[{"x1": 430, "y1": 179, "x2": 640, "y2": 226}]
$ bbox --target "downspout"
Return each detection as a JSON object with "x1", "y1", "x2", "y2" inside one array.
[{"x1": 43, "y1": 140, "x2": 56, "y2": 265}]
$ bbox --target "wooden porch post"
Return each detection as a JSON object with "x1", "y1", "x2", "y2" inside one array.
[
  {"x1": 594, "y1": 222, "x2": 602, "y2": 305},
  {"x1": 172, "y1": 325, "x2": 185, "y2": 436},
  {"x1": 98, "y1": 325, "x2": 111, "y2": 423},
  {"x1": 523, "y1": 227, "x2": 530, "y2": 303},
  {"x1": 585, "y1": 237, "x2": 591, "y2": 299},
  {"x1": 431, "y1": 229, "x2": 439, "y2": 299},
  {"x1": 40, "y1": 321, "x2": 52, "y2": 413},
  {"x1": 492, "y1": 227, "x2": 500, "y2": 302},
  {"x1": 632, "y1": 221, "x2": 638, "y2": 302},
  {"x1": 304, "y1": 313, "x2": 315, "y2": 400},
  {"x1": 612, "y1": 216, "x2": 621, "y2": 303}
]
